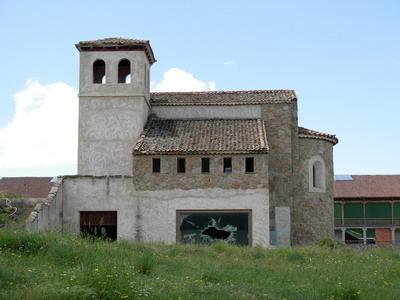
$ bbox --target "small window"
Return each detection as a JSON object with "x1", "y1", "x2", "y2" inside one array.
[
  {"x1": 223, "y1": 157, "x2": 232, "y2": 173},
  {"x1": 152, "y1": 158, "x2": 160, "y2": 173},
  {"x1": 177, "y1": 158, "x2": 186, "y2": 173},
  {"x1": 93, "y1": 59, "x2": 106, "y2": 84},
  {"x1": 245, "y1": 157, "x2": 254, "y2": 173},
  {"x1": 308, "y1": 156, "x2": 325, "y2": 192},
  {"x1": 312, "y1": 161, "x2": 323, "y2": 188},
  {"x1": 312, "y1": 165, "x2": 317, "y2": 187},
  {"x1": 118, "y1": 59, "x2": 131, "y2": 83},
  {"x1": 201, "y1": 157, "x2": 210, "y2": 173}
]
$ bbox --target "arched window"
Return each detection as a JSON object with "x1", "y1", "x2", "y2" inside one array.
[
  {"x1": 93, "y1": 59, "x2": 106, "y2": 84},
  {"x1": 308, "y1": 156, "x2": 325, "y2": 192},
  {"x1": 118, "y1": 59, "x2": 131, "y2": 83}
]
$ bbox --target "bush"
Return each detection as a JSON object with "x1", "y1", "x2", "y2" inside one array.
[
  {"x1": 329, "y1": 286, "x2": 361, "y2": 300},
  {"x1": 134, "y1": 249, "x2": 155, "y2": 275},
  {"x1": 286, "y1": 250, "x2": 305, "y2": 263},
  {"x1": 0, "y1": 230, "x2": 50, "y2": 254},
  {"x1": 0, "y1": 212, "x2": 11, "y2": 224},
  {"x1": 319, "y1": 238, "x2": 343, "y2": 249}
]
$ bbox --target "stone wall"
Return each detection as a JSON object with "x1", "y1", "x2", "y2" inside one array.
[
  {"x1": 292, "y1": 138, "x2": 335, "y2": 244},
  {"x1": 261, "y1": 102, "x2": 297, "y2": 230},
  {"x1": 132, "y1": 154, "x2": 268, "y2": 190},
  {"x1": 61, "y1": 176, "x2": 270, "y2": 246}
]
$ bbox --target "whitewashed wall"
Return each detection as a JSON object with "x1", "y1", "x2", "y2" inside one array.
[{"x1": 62, "y1": 177, "x2": 270, "y2": 246}]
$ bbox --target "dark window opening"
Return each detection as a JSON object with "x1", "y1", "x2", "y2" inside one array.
[
  {"x1": 177, "y1": 158, "x2": 186, "y2": 173},
  {"x1": 223, "y1": 157, "x2": 232, "y2": 173},
  {"x1": 312, "y1": 165, "x2": 316, "y2": 187},
  {"x1": 118, "y1": 59, "x2": 131, "y2": 83},
  {"x1": 93, "y1": 59, "x2": 106, "y2": 84},
  {"x1": 152, "y1": 158, "x2": 161, "y2": 173},
  {"x1": 201, "y1": 157, "x2": 210, "y2": 173},
  {"x1": 178, "y1": 211, "x2": 250, "y2": 245},
  {"x1": 80, "y1": 211, "x2": 117, "y2": 241},
  {"x1": 245, "y1": 157, "x2": 254, "y2": 173},
  {"x1": 81, "y1": 225, "x2": 117, "y2": 241}
]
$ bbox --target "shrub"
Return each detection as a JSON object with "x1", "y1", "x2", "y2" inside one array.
[
  {"x1": 319, "y1": 237, "x2": 343, "y2": 249},
  {"x1": 0, "y1": 212, "x2": 11, "y2": 224},
  {"x1": 134, "y1": 249, "x2": 155, "y2": 275},
  {"x1": 329, "y1": 286, "x2": 361, "y2": 300},
  {"x1": 201, "y1": 269, "x2": 222, "y2": 283},
  {"x1": 287, "y1": 250, "x2": 305, "y2": 263},
  {"x1": 0, "y1": 230, "x2": 49, "y2": 254}
]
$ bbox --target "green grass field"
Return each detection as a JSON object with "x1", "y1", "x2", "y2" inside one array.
[{"x1": 1, "y1": 230, "x2": 400, "y2": 300}]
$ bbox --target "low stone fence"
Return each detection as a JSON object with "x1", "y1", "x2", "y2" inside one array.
[{"x1": 26, "y1": 177, "x2": 63, "y2": 232}]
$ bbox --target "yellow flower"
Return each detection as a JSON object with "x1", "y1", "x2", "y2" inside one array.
[{"x1": 120, "y1": 295, "x2": 128, "y2": 299}]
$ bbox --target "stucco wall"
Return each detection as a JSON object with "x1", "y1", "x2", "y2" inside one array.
[
  {"x1": 292, "y1": 138, "x2": 334, "y2": 244},
  {"x1": 151, "y1": 105, "x2": 261, "y2": 119},
  {"x1": 62, "y1": 177, "x2": 269, "y2": 246},
  {"x1": 78, "y1": 97, "x2": 149, "y2": 175},
  {"x1": 79, "y1": 50, "x2": 150, "y2": 99},
  {"x1": 78, "y1": 49, "x2": 151, "y2": 176},
  {"x1": 133, "y1": 154, "x2": 268, "y2": 190}
]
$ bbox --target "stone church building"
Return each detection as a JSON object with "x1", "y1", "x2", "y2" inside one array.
[{"x1": 27, "y1": 38, "x2": 338, "y2": 246}]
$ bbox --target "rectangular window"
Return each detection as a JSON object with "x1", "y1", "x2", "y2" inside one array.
[
  {"x1": 245, "y1": 157, "x2": 254, "y2": 173},
  {"x1": 177, "y1": 210, "x2": 251, "y2": 245},
  {"x1": 80, "y1": 211, "x2": 117, "y2": 241},
  {"x1": 201, "y1": 157, "x2": 210, "y2": 173},
  {"x1": 177, "y1": 158, "x2": 186, "y2": 173},
  {"x1": 223, "y1": 157, "x2": 232, "y2": 173},
  {"x1": 152, "y1": 158, "x2": 161, "y2": 173}
]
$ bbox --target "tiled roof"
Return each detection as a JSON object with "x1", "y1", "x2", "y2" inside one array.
[
  {"x1": 298, "y1": 126, "x2": 338, "y2": 145},
  {"x1": 0, "y1": 177, "x2": 54, "y2": 198},
  {"x1": 75, "y1": 37, "x2": 156, "y2": 64},
  {"x1": 334, "y1": 175, "x2": 400, "y2": 199},
  {"x1": 133, "y1": 118, "x2": 269, "y2": 155},
  {"x1": 150, "y1": 90, "x2": 297, "y2": 106}
]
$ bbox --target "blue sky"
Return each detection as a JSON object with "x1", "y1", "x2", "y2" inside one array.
[{"x1": 0, "y1": 0, "x2": 399, "y2": 176}]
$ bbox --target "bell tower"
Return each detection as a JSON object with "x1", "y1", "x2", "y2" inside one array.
[{"x1": 76, "y1": 38, "x2": 156, "y2": 175}]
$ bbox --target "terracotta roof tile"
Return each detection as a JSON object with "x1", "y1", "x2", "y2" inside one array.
[
  {"x1": 298, "y1": 126, "x2": 338, "y2": 145},
  {"x1": 75, "y1": 37, "x2": 156, "y2": 64},
  {"x1": 334, "y1": 175, "x2": 400, "y2": 199},
  {"x1": 150, "y1": 90, "x2": 296, "y2": 106},
  {"x1": 133, "y1": 118, "x2": 269, "y2": 155},
  {"x1": 0, "y1": 177, "x2": 54, "y2": 198}
]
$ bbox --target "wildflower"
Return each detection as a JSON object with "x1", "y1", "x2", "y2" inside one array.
[{"x1": 120, "y1": 295, "x2": 128, "y2": 299}]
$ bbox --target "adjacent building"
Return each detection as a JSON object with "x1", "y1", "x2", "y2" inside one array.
[{"x1": 334, "y1": 175, "x2": 400, "y2": 245}]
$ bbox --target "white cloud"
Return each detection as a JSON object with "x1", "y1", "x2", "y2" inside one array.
[
  {"x1": 223, "y1": 60, "x2": 236, "y2": 66},
  {"x1": 151, "y1": 68, "x2": 216, "y2": 92},
  {"x1": 0, "y1": 68, "x2": 213, "y2": 176},
  {"x1": 0, "y1": 80, "x2": 78, "y2": 175}
]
